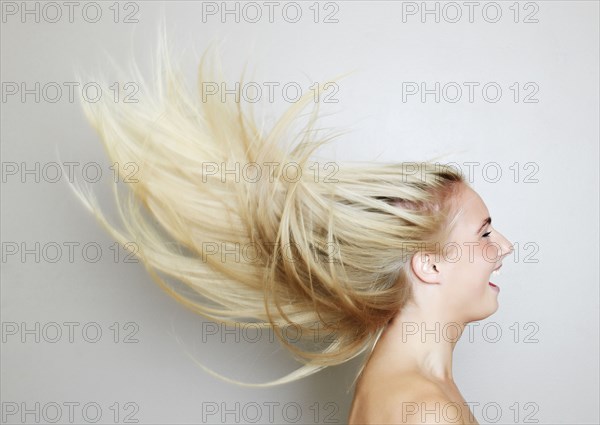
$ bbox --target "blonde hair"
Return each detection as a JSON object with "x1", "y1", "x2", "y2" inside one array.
[{"x1": 68, "y1": 30, "x2": 466, "y2": 393}]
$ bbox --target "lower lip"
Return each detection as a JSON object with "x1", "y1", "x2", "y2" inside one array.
[{"x1": 489, "y1": 282, "x2": 499, "y2": 292}]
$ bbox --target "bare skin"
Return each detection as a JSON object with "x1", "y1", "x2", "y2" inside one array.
[
  {"x1": 348, "y1": 184, "x2": 514, "y2": 424},
  {"x1": 347, "y1": 317, "x2": 479, "y2": 425}
]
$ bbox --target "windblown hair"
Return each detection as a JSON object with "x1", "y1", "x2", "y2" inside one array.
[{"x1": 69, "y1": 32, "x2": 466, "y2": 393}]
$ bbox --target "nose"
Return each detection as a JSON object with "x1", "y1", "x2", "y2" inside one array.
[{"x1": 496, "y1": 231, "x2": 514, "y2": 259}]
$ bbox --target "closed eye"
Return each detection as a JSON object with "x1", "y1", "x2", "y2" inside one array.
[{"x1": 482, "y1": 231, "x2": 492, "y2": 238}]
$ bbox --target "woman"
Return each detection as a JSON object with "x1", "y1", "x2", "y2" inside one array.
[
  {"x1": 71, "y1": 34, "x2": 514, "y2": 425},
  {"x1": 347, "y1": 181, "x2": 514, "y2": 424}
]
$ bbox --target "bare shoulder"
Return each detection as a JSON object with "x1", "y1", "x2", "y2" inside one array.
[
  {"x1": 350, "y1": 371, "x2": 468, "y2": 425},
  {"x1": 388, "y1": 373, "x2": 462, "y2": 424},
  {"x1": 392, "y1": 391, "x2": 466, "y2": 425}
]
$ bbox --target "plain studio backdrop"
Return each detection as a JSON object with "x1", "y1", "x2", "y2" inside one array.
[{"x1": 1, "y1": 1, "x2": 598, "y2": 424}]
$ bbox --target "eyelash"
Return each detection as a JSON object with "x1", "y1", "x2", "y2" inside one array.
[{"x1": 482, "y1": 231, "x2": 492, "y2": 238}]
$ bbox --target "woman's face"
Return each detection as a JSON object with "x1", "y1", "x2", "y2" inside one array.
[{"x1": 426, "y1": 184, "x2": 514, "y2": 322}]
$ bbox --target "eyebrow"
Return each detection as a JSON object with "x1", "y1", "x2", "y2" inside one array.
[{"x1": 477, "y1": 217, "x2": 492, "y2": 234}]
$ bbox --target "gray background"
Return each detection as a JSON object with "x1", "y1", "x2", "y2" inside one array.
[{"x1": 1, "y1": 1, "x2": 599, "y2": 424}]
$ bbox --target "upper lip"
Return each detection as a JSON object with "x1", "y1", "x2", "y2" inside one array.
[{"x1": 493, "y1": 263, "x2": 503, "y2": 271}]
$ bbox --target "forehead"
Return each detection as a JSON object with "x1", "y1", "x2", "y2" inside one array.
[{"x1": 451, "y1": 185, "x2": 490, "y2": 233}]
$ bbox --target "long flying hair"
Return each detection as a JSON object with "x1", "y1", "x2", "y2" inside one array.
[{"x1": 68, "y1": 29, "x2": 466, "y2": 393}]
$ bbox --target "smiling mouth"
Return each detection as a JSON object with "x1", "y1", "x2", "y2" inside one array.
[{"x1": 489, "y1": 264, "x2": 502, "y2": 290}]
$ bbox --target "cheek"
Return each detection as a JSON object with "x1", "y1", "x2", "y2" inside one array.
[
  {"x1": 466, "y1": 244, "x2": 492, "y2": 273},
  {"x1": 441, "y1": 244, "x2": 491, "y2": 284},
  {"x1": 448, "y1": 251, "x2": 490, "y2": 285},
  {"x1": 480, "y1": 242, "x2": 500, "y2": 265}
]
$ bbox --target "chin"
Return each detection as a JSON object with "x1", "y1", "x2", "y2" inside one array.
[
  {"x1": 462, "y1": 309, "x2": 496, "y2": 324},
  {"x1": 485, "y1": 297, "x2": 500, "y2": 317},
  {"x1": 468, "y1": 298, "x2": 499, "y2": 322}
]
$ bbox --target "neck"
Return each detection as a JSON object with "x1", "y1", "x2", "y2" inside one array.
[{"x1": 373, "y1": 301, "x2": 466, "y2": 385}]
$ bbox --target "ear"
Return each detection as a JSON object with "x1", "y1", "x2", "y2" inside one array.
[{"x1": 411, "y1": 252, "x2": 441, "y2": 284}]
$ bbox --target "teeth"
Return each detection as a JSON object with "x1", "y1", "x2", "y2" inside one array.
[{"x1": 492, "y1": 269, "x2": 501, "y2": 276}]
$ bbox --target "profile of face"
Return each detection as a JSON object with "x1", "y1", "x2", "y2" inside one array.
[{"x1": 412, "y1": 183, "x2": 514, "y2": 323}]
